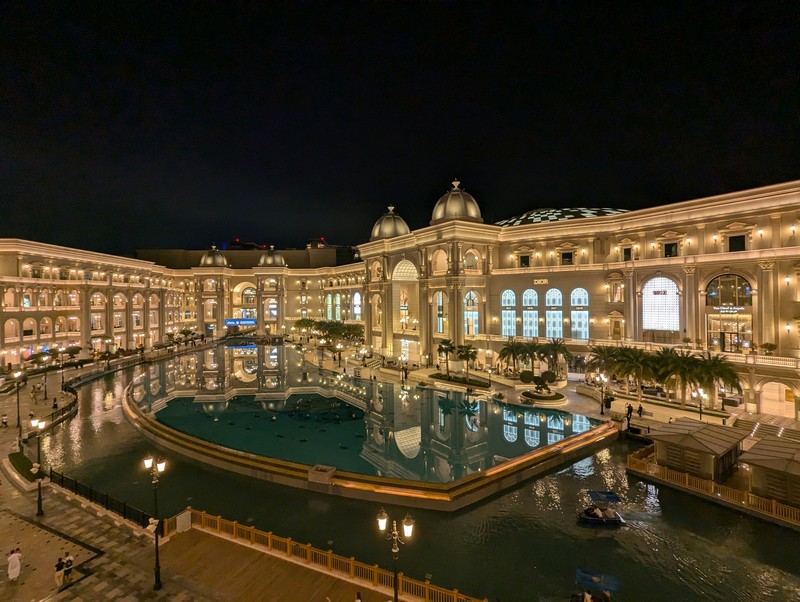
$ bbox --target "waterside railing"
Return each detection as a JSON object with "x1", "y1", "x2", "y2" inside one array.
[
  {"x1": 164, "y1": 507, "x2": 487, "y2": 602},
  {"x1": 627, "y1": 448, "x2": 800, "y2": 527}
]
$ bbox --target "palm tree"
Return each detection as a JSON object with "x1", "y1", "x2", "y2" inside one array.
[
  {"x1": 543, "y1": 338, "x2": 573, "y2": 375},
  {"x1": 457, "y1": 344, "x2": 478, "y2": 384},
  {"x1": 651, "y1": 347, "x2": 679, "y2": 402},
  {"x1": 437, "y1": 339, "x2": 455, "y2": 375},
  {"x1": 520, "y1": 339, "x2": 541, "y2": 373},
  {"x1": 585, "y1": 345, "x2": 620, "y2": 379},
  {"x1": 696, "y1": 352, "x2": 742, "y2": 409},
  {"x1": 498, "y1": 338, "x2": 525, "y2": 373},
  {"x1": 653, "y1": 348, "x2": 701, "y2": 408},
  {"x1": 614, "y1": 347, "x2": 653, "y2": 402}
]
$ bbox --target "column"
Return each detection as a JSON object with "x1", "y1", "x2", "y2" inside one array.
[
  {"x1": 256, "y1": 278, "x2": 265, "y2": 334},
  {"x1": 682, "y1": 266, "x2": 697, "y2": 342},
  {"x1": 759, "y1": 261, "x2": 776, "y2": 348},
  {"x1": 80, "y1": 288, "x2": 91, "y2": 350},
  {"x1": 623, "y1": 269, "x2": 636, "y2": 341},
  {"x1": 276, "y1": 276, "x2": 286, "y2": 332}
]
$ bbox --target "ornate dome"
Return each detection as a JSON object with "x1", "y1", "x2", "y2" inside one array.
[
  {"x1": 258, "y1": 245, "x2": 286, "y2": 267},
  {"x1": 430, "y1": 180, "x2": 483, "y2": 226},
  {"x1": 495, "y1": 207, "x2": 629, "y2": 227},
  {"x1": 199, "y1": 244, "x2": 228, "y2": 267},
  {"x1": 370, "y1": 206, "x2": 411, "y2": 241}
]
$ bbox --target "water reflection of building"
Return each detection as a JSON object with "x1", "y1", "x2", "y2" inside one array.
[
  {"x1": 361, "y1": 381, "x2": 598, "y2": 483},
  {"x1": 130, "y1": 347, "x2": 599, "y2": 483}
]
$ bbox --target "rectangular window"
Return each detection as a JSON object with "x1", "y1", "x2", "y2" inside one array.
[
  {"x1": 522, "y1": 310, "x2": 538, "y2": 337},
  {"x1": 464, "y1": 311, "x2": 479, "y2": 335},
  {"x1": 561, "y1": 252, "x2": 573, "y2": 265},
  {"x1": 622, "y1": 247, "x2": 632, "y2": 261},
  {"x1": 571, "y1": 310, "x2": 589, "y2": 340},
  {"x1": 501, "y1": 310, "x2": 516, "y2": 337},
  {"x1": 545, "y1": 310, "x2": 563, "y2": 338},
  {"x1": 728, "y1": 235, "x2": 746, "y2": 252},
  {"x1": 519, "y1": 255, "x2": 530, "y2": 268},
  {"x1": 664, "y1": 242, "x2": 678, "y2": 257}
]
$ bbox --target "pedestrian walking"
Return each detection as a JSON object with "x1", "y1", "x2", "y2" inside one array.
[
  {"x1": 7, "y1": 548, "x2": 21, "y2": 582},
  {"x1": 637, "y1": 404, "x2": 643, "y2": 418},
  {"x1": 64, "y1": 551, "x2": 74, "y2": 583},
  {"x1": 1, "y1": 413, "x2": 8, "y2": 428},
  {"x1": 54, "y1": 557, "x2": 65, "y2": 587},
  {"x1": 626, "y1": 404, "x2": 633, "y2": 420}
]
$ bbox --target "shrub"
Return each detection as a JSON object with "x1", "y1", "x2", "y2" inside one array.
[{"x1": 520, "y1": 370, "x2": 534, "y2": 384}]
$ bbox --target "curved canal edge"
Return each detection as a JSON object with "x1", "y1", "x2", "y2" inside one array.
[{"x1": 122, "y1": 382, "x2": 620, "y2": 511}]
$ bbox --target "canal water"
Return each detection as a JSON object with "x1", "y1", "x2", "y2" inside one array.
[{"x1": 39, "y1": 350, "x2": 800, "y2": 602}]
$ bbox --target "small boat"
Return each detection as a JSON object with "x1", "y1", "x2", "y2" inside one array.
[{"x1": 577, "y1": 491, "x2": 626, "y2": 526}]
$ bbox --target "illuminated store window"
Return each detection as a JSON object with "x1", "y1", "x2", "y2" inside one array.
[
  {"x1": 641, "y1": 276, "x2": 680, "y2": 339},
  {"x1": 325, "y1": 293, "x2": 333, "y2": 320},
  {"x1": 545, "y1": 288, "x2": 562, "y2": 338},
  {"x1": 570, "y1": 288, "x2": 589, "y2": 340},
  {"x1": 522, "y1": 289, "x2": 538, "y2": 338},
  {"x1": 352, "y1": 292, "x2": 362, "y2": 320},
  {"x1": 705, "y1": 274, "x2": 753, "y2": 353},
  {"x1": 334, "y1": 293, "x2": 341, "y2": 320},
  {"x1": 501, "y1": 289, "x2": 516, "y2": 337}
]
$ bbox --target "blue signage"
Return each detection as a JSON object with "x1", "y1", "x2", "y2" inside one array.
[{"x1": 225, "y1": 318, "x2": 257, "y2": 327}]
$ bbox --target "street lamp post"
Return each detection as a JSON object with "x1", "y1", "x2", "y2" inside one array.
[
  {"x1": 30, "y1": 418, "x2": 46, "y2": 516},
  {"x1": 143, "y1": 454, "x2": 166, "y2": 590},
  {"x1": 377, "y1": 508, "x2": 415, "y2": 602},
  {"x1": 336, "y1": 343, "x2": 343, "y2": 367},
  {"x1": 13, "y1": 370, "x2": 24, "y2": 439}
]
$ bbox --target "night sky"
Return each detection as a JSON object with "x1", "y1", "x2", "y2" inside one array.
[{"x1": 2, "y1": 2, "x2": 798, "y2": 256}]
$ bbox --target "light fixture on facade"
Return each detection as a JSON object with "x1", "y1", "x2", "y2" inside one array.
[
  {"x1": 787, "y1": 323, "x2": 791, "y2": 334},
  {"x1": 758, "y1": 229, "x2": 764, "y2": 238},
  {"x1": 786, "y1": 276, "x2": 791, "y2": 286}
]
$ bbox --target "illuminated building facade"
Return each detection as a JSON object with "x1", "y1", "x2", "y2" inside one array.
[{"x1": 1, "y1": 179, "x2": 799, "y2": 417}]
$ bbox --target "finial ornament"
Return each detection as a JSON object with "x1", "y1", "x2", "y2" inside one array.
[
  {"x1": 452, "y1": 179, "x2": 460, "y2": 189},
  {"x1": 388, "y1": 205, "x2": 395, "y2": 213}
]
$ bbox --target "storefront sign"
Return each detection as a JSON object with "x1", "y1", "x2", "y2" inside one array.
[
  {"x1": 711, "y1": 306, "x2": 746, "y2": 314},
  {"x1": 225, "y1": 318, "x2": 257, "y2": 327},
  {"x1": 533, "y1": 279, "x2": 548, "y2": 285}
]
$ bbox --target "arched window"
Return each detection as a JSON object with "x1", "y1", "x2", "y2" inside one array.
[
  {"x1": 334, "y1": 293, "x2": 341, "y2": 320},
  {"x1": 522, "y1": 289, "x2": 538, "y2": 338},
  {"x1": 570, "y1": 288, "x2": 589, "y2": 306},
  {"x1": 545, "y1": 288, "x2": 562, "y2": 306},
  {"x1": 325, "y1": 293, "x2": 333, "y2": 320},
  {"x1": 431, "y1": 250, "x2": 448, "y2": 274},
  {"x1": 642, "y1": 277, "x2": 680, "y2": 332},
  {"x1": 464, "y1": 250, "x2": 479, "y2": 270},
  {"x1": 267, "y1": 298, "x2": 278, "y2": 318},
  {"x1": 545, "y1": 288, "x2": 563, "y2": 338},
  {"x1": 242, "y1": 287, "x2": 256, "y2": 305},
  {"x1": 501, "y1": 289, "x2": 516, "y2": 337},
  {"x1": 352, "y1": 292, "x2": 362, "y2": 320},
  {"x1": 570, "y1": 288, "x2": 589, "y2": 340},
  {"x1": 706, "y1": 274, "x2": 752, "y2": 306},
  {"x1": 464, "y1": 290, "x2": 479, "y2": 335}
]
